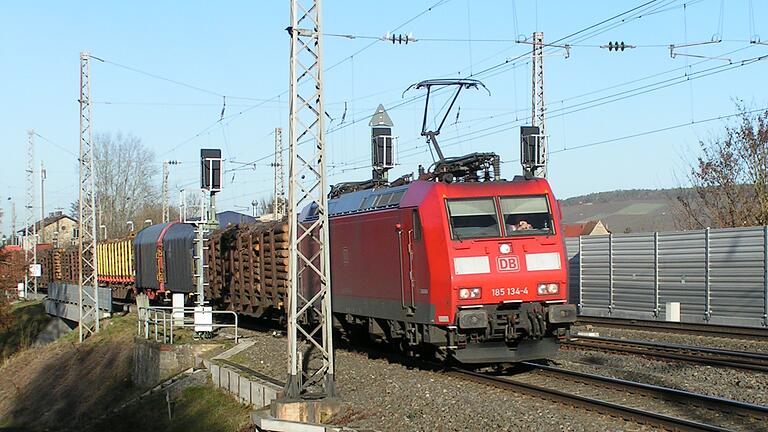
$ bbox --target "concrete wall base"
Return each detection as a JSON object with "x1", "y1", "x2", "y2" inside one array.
[
  {"x1": 201, "y1": 357, "x2": 284, "y2": 408},
  {"x1": 252, "y1": 408, "x2": 354, "y2": 432},
  {"x1": 270, "y1": 398, "x2": 341, "y2": 424},
  {"x1": 132, "y1": 338, "x2": 219, "y2": 387}
]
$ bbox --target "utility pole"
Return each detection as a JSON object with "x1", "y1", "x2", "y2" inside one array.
[
  {"x1": 272, "y1": 127, "x2": 285, "y2": 218},
  {"x1": 11, "y1": 200, "x2": 16, "y2": 246},
  {"x1": 40, "y1": 160, "x2": 46, "y2": 243},
  {"x1": 78, "y1": 51, "x2": 100, "y2": 341},
  {"x1": 25, "y1": 130, "x2": 36, "y2": 296},
  {"x1": 530, "y1": 31, "x2": 546, "y2": 178},
  {"x1": 162, "y1": 160, "x2": 180, "y2": 223},
  {"x1": 284, "y1": 0, "x2": 336, "y2": 401}
]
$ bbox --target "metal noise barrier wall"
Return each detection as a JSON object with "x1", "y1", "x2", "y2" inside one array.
[
  {"x1": 566, "y1": 226, "x2": 768, "y2": 328},
  {"x1": 44, "y1": 282, "x2": 112, "y2": 323}
]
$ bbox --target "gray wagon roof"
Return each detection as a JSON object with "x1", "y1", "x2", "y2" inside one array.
[{"x1": 300, "y1": 184, "x2": 410, "y2": 221}]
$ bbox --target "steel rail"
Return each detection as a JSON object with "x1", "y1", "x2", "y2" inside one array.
[
  {"x1": 522, "y1": 362, "x2": 768, "y2": 424},
  {"x1": 448, "y1": 368, "x2": 731, "y2": 432},
  {"x1": 565, "y1": 335, "x2": 768, "y2": 372},
  {"x1": 576, "y1": 317, "x2": 768, "y2": 340}
]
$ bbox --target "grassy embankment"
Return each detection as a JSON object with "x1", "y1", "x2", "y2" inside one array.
[
  {"x1": 0, "y1": 301, "x2": 51, "y2": 360},
  {"x1": 0, "y1": 306, "x2": 252, "y2": 432}
]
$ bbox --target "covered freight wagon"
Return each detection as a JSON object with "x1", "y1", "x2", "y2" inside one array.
[{"x1": 134, "y1": 222, "x2": 196, "y2": 295}]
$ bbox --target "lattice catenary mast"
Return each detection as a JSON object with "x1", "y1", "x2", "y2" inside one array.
[
  {"x1": 78, "y1": 51, "x2": 100, "y2": 341},
  {"x1": 40, "y1": 160, "x2": 46, "y2": 243},
  {"x1": 273, "y1": 127, "x2": 285, "y2": 218},
  {"x1": 25, "y1": 130, "x2": 36, "y2": 295},
  {"x1": 285, "y1": 0, "x2": 336, "y2": 398},
  {"x1": 530, "y1": 31, "x2": 546, "y2": 178}
]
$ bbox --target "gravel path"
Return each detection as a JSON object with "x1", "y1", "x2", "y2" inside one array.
[{"x1": 229, "y1": 328, "x2": 657, "y2": 432}]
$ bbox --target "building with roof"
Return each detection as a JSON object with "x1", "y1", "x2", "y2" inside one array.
[
  {"x1": 563, "y1": 220, "x2": 610, "y2": 237},
  {"x1": 18, "y1": 211, "x2": 78, "y2": 247}
]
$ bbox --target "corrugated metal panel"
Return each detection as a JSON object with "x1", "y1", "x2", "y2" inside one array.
[
  {"x1": 565, "y1": 238, "x2": 580, "y2": 305},
  {"x1": 580, "y1": 235, "x2": 610, "y2": 310},
  {"x1": 708, "y1": 227, "x2": 765, "y2": 324},
  {"x1": 612, "y1": 233, "x2": 655, "y2": 314},
  {"x1": 658, "y1": 230, "x2": 706, "y2": 321}
]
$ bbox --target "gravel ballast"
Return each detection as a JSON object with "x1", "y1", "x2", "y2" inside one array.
[
  {"x1": 560, "y1": 324, "x2": 768, "y2": 406},
  {"x1": 570, "y1": 324, "x2": 768, "y2": 353},
  {"x1": 230, "y1": 328, "x2": 659, "y2": 432}
]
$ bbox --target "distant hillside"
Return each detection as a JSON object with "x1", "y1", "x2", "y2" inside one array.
[{"x1": 560, "y1": 189, "x2": 686, "y2": 234}]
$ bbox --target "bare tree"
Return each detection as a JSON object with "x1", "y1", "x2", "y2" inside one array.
[
  {"x1": 71, "y1": 132, "x2": 162, "y2": 238},
  {"x1": 675, "y1": 106, "x2": 768, "y2": 229}
]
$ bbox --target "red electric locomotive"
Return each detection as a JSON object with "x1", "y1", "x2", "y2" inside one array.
[
  {"x1": 323, "y1": 177, "x2": 576, "y2": 363},
  {"x1": 303, "y1": 79, "x2": 577, "y2": 363}
]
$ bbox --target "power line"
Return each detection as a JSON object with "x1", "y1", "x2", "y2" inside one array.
[
  {"x1": 230, "y1": 0, "x2": 736, "y2": 185},
  {"x1": 385, "y1": 51, "x2": 767, "y2": 165},
  {"x1": 161, "y1": 2, "x2": 454, "y2": 158},
  {"x1": 324, "y1": 0, "x2": 453, "y2": 72},
  {"x1": 89, "y1": 55, "x2": 273, "y2": 102},
  {"x1": 162, "y1": 0, "x2": 679, "y2": 167},
  {"x1": 33, "y1": 132, "x2": 78, "y2": 158},
  {"x1": 505, "y1": 106, "x2": 768, "y2": 163},
  {"x1": 93, "y1": 100, "x2": 284, "y2": 108},
  {"x1": 204, "y1": 0, "x2": 755, "y2": 205},
  {"x1": 331, "y1": 0, "x2": 689, "y2": 137}
]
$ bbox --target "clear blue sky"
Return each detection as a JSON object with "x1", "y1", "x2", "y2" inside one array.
[{"x1": 2, "y1": 0, "x2": 767, "y2": 235}]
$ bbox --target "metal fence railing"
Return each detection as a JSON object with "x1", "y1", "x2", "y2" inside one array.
[
  {"x1": 566, "y1": 226, "x2": 768, "y2": 328},
  {"x1": 137, "y1": 306, "x2": 239, "y2": 344}
]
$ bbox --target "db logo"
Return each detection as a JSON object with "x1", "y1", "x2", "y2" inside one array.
[{"x1": 497, "y1": 256, "x2": 520, "y2": 272}]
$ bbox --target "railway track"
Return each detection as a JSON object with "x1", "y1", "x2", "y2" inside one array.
[
  {"x1": 451, "y1": 363, "x2": 768, "y2": 432},
  {"x1": 576, "y1": 317, "x2": 768, "y2": 340},
  {"x1": 565, "y1": 335, "x2": 768, "y2": 372}
]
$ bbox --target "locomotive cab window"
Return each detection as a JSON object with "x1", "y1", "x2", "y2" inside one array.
[
  {"x1": 501, "y1": 195, "x2": 554, "y2": 236},
  {"x1": 446, "y1": 198, "x2": 500, "y2": 239}
]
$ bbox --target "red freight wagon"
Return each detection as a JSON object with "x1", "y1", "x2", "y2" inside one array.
[{"x1": 304, "y1": 176, "x2": 577, "y2": 364}]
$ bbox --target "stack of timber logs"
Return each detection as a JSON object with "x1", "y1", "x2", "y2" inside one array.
[
  {"x1": 206, "y1": 220, "x2": 288, "y2": 318},
  {"x1": 58, "y1": 248, "x2": 80, "y2": 284},
  {"x1": 36, "y1": 247, "x2": 79, "y2": 286},
  {"x1": 38, "y1": 248, "x2": 54, "y2": 289}
]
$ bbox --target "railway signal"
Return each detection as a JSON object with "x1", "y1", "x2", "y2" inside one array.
[{"x1": 370, "y1": 104, "x2": 395, "y2": 182}]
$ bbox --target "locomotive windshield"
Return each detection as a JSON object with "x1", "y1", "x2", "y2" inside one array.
[
  {"x1": 446, "y1": 198, "x2": 501, "y2": 239},
  {"x1": 501, "y1": 195, "x2": 553, "y2": 236}
]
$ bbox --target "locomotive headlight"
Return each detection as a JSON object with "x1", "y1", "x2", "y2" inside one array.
[
  {"x1": 459, "y1": 288, "x2": 482, "y2": 299},
  {"x1": 537, "y1": 283, "x2": 560, "y2": 295},
  {"x1": 499, "y1": 243, "x2": 511, "y2": 254}
]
